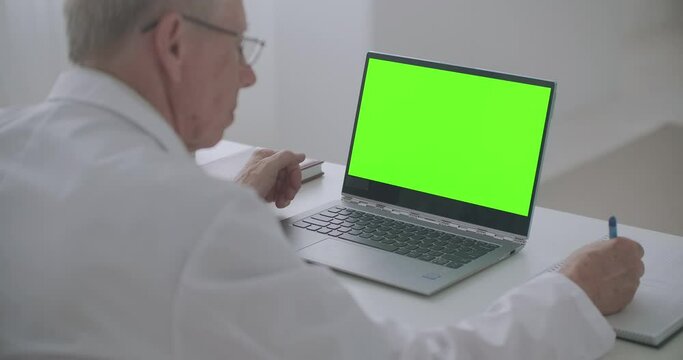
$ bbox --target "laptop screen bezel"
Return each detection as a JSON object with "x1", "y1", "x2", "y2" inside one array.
[{"x1": 341, "y1": 52, "x2": 556, "y2": 237}]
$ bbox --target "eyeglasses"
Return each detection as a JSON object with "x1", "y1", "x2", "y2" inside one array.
[{"x1": 141, "y1": 14, "x2": 266, "y2": 66}]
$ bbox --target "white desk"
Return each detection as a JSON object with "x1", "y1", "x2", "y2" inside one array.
[{"x1": 197, "y1": 142, "x2": 683, "y2": 360}]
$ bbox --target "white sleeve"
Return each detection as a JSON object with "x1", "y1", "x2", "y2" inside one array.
[
  {"x1": 173, "y1": 192, "x2": 397, "y2": 360},
  {"x1": 172, "y1": 191, "x2": 614, "y2": 360},
  {"x1": 378, "y1": 272, "x2": 616, "y2": 360}
]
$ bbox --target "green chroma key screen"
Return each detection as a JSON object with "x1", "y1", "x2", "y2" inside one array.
[{"x1": 347, "y1": 58, "x2": 552, "y2": 217}]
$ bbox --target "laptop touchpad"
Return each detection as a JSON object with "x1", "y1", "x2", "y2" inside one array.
[{"x1": 298, "y1": 238, "x2": 452, "y2": 295}]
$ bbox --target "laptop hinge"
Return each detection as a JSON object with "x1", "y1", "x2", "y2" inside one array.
[{"x1": 342, "y1": 194, "x2": 526, "y2": 245}]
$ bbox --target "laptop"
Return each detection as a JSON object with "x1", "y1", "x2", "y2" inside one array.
[{"x1": 282, "y1": 52, "x2": 556, "y2": 295}]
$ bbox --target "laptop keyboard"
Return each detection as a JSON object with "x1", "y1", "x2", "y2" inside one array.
[{"x1": 293, "y1": 206, "x2": 500, "y2": 269}]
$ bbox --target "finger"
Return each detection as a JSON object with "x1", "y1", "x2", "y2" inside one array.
[
  {"x1": 279, "y1": 186, "x2": 297, "y2": 204},
  {"x1": 270, "y1": 173, "x2": 284, "y2": 200},
  {"x1": 263, "y1": 151, "x2": 304, "y2": 195},
  {"x1": 275, "y1": 174, "x2": 288, "y2": 198},
  {"x1": 265, "y1": 150, "x2": 306, "y2": 174},
  {"x1": 636, "y1": 259, "x2": 645, "y2": 278},
  {"x1": 245, "y1": 149, "x2": 276, "y2": 168},
  {"x1": 632, "y1": 240, "x2": 645, "y2": 258},
  {"x1": 279, "y1": 195, "x2": 291, "y2": 208},
  {"x1": 252, "y1": 150, "x2": 304, "y2": 203},
  {"x1": 280, "y1": 171, "x2": 296, "y2": 200},
  {"x1": 267, "y1": 174, "x2": 283, "y2": 203},
  {"x1": 277, "y1": 168, "x2": 302, "y2": 203},
  {"x1": 253, "y1": 148, "x2": 276, "y2": 158},
  {"x1": 275, "y1": 195, "x2": 291, "y2": 209},
  {"x1": 286, "y1": 159, "x2": 301, "y2": 172},
  {"x1": 618, "y1": 237, "x2": 645, "y2": 259},
  {"x1": 288, "y1": 166, "x2": 303, "y2": 194}
]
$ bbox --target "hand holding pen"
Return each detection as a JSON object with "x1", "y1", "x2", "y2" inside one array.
[{"x1": 560, "y1": 216, "x2": 645, "y2": 315}]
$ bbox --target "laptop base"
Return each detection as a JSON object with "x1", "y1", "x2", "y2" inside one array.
[{"x1": 282, "y1": 200, "x2": 521, "y2": 296}]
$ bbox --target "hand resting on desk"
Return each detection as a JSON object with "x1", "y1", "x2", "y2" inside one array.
[
  {"x1": 560, "y1": 237, "x2": 645, "y2": 315},
  {"x1": 235, "y1": 149, "x2": 306, "y2": 208}
]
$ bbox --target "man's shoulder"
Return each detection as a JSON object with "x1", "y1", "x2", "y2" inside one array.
[
  {"x1": 0, "y1": 99, "x2": 143, "y2": 146},
  {"x1": 0, "y1": 101, "x2": 56, "y2": 128},
  {"x1": 0, "y1": 98, "x2": 260, "y2": 213},
  {"x1": 0, "y1": 101, "x2": 67, "y2": 164}
]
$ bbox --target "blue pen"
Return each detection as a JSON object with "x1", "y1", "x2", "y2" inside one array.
[{"x1": 608, "y1": 216, "x2": 618, "y2": 239}]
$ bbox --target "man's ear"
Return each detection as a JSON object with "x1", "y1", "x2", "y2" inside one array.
[{"x1": 152, "y1": 12, "x2": 185, "y2": 83}]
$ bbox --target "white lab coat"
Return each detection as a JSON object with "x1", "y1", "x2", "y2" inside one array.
[{"x1": 0, "y1": 68, "x2": 615, "y2": 360}]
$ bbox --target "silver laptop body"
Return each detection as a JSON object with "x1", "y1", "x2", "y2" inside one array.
[{"x1": 282, "y1": 52, "x2": 556, "y2": 296}]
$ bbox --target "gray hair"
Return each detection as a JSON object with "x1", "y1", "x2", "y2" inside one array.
[{"x1": 64, "y1": 0, "x2": 222, "y2": 64}]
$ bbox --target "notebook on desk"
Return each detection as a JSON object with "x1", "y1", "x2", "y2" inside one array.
[{"x1": 282, "y1": 52, "x2": 556, "y2": 295}]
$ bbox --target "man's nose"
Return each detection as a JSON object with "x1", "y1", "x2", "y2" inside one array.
[{"x1": 240, "y1": 64, "x2": 257, "y2": 88}]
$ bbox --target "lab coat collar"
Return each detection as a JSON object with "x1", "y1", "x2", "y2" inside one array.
[{"x1": 47, "y1": 66, "x2": 191, "y2": 159}]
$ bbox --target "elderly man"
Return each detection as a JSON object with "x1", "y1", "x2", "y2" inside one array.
[{"x1": 0, "y1": 0, "x2": 644, "y2": 359}]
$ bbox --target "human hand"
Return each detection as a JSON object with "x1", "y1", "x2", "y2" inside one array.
[
  {"x1": 560, "y1": 237, "x2": 645, "y2": 315},
  {"x1": 235, "y1": 149, "x2": 306, "y2": 208}
]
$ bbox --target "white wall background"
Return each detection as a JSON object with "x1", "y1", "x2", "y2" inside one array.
[
  {"x1": 1, "y1": 0, "x2": 681, "y2": 180},
  {"x1": 227, "y1": 0, "x2": 277, "y2": 148},
  {"x1": 0, "y1": 0, "x2": 70, "y2": 107},
  {"x1": 270, "y1": 0, "x2": 371, "y2": 163},
  {"x1": 371, "y1": 0, "x2": 683, "y2": 180}
]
